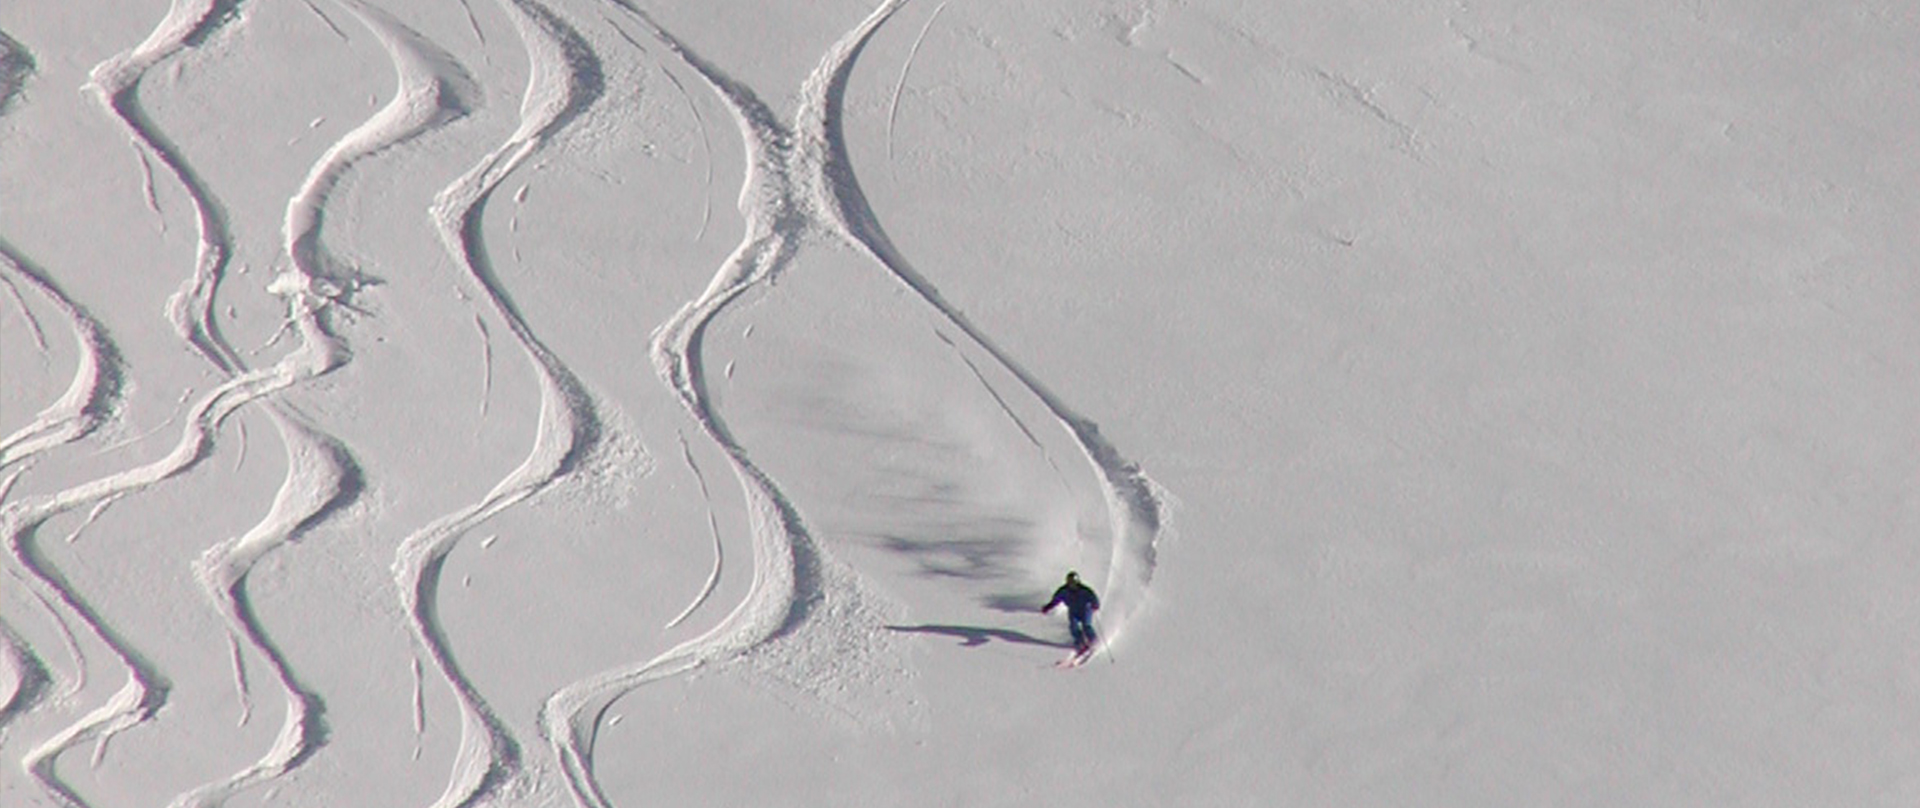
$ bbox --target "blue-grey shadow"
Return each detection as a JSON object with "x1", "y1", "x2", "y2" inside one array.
[{"x1": 887, "y1": 624, "x2": 1071, "y2": 650}]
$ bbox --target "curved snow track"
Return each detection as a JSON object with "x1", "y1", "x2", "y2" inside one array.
[
  {"x1": 0, "y1": 2, "x2": 1167, "y2": 806},
  {"x1": 0, "y1": 241, "x2": 125, "y2": 473},
  {"x1": 4, "y1": 1, "x2": 435, "y2": 805},
  {"x1": 170, "y1": 1, "x2": 468, "y2": 805},
  {"x1": 394, "y1": 0, "x2": 607, "y2": 805},
  {"x1": 538, "y1": 2, "x2": 1166, "y2": 807}
]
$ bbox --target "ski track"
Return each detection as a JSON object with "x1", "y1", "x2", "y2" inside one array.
[
  {"x1": 299, "y1": 0, "x2": 351, "y2": 43},
  {"x1": 108, "y1": 0, "x2": 482, "y2": 802},
  {"x1": 930, "y1": 328, "x2": 1074, "y2": 501},
  {"x1": 284, "y1": 0, "x2": 479, "y2": 302},
  {"x1": 801, "y1": 0, "x2": 1168, "y2": 641},
  {"x1": 3, "y1": 0, "x2": 385, "y2": 804},
  {"x1": 457, "y1": 0, "x2": 489, "y2": 48},
  {"x1": 0, "y1": 241, "x2": 126, "y2": 470},
  {"x1": 1, "y1": 463, "x2": 55, "y2": 731},
  {"x1": 168, "y1": 2, "x2": 478, "y2": 807},
  {"x1": 173, "y1": 411, "x2": 357, "y2": 808},
  {"x1": 1, "y1": 232, "x2": 348, "y2": 808},
  {"x1": 59, "y1": 496, "x2": 119, "y2": 545},
  {"x1": 5, "y1": 510, "x2": 172, "y2": 808},
  {"x1": 472, "y1": 313, "x2": 494, "y2": 425},
  {"x1": 0, "y1": 2, "x2": 1164, "y2": 804},
  {"x1": 223, "y1": 632, "x2": 250, "y2": 726},
  {"x1": 1, "y1": 563, "x2": 88, "y2": 708},
  {"x1": 538, "y1": 4, "x2": 942, "y2": 806},
  {"x1": 1, "y1": 3, "x2": 256, "y2": 802},
  {"x1": 662, "y1": 433, "x2": 724, "y2": 630},
  {"x1": 133, "y1": 142, "x2": 168, "y2": 234},
  {"x1": 541, "y1": 6, "x2": 815, "y2": 806},
  {"x1": 0, "y1": 617, "x2": 52, "y2": 731},
  {"x1": 84, "y1": 0, "x2": 249, "y2": 376},
  {"x1": 601, "y1": 15, "x2": 715, "y2": 241},
  {"x1": 632, "y1": 28, "x2": 714, "y2": 243},
  {"x1": 885, "y1": 0, "x2": 947, "y2": 162},
  {"x1": 397, "y1": 1, "x2": 608, "y2": 805},
  {"x1": 0, "y1": 269, "x2": 49, "y2": 353},
  {"x1": 544, "y1": 2, "x2": 1168, "y2": 801},
  {"x1": 231, "y1": 418, "x2": 248, "y2": 473}
]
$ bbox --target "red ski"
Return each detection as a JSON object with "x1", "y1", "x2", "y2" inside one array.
[{"x1": 1055, "y1": 644, "x2": 1098, "y2": 669}]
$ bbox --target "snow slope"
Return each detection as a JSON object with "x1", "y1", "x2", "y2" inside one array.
[{"x1": 3, "y1": 1, "x2": 1918, "y2": 806}]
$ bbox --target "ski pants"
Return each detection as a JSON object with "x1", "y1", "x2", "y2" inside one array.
[{"x1": 1069, "y1": 613, "x2": 1096, "y2": 649}]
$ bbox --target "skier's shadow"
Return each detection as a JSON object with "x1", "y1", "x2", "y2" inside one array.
[{"x1": 886, "y1": 624, "x2": 1072, "y2": 650}]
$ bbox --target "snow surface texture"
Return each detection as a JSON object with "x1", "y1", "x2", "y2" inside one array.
[{"x1": 0, "y1": 0, "x2": 1916, "y2": 806}]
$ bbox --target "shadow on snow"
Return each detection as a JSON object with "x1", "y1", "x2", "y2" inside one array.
[{"x1": 886, "y1": 623, "x2": 1071, "y2": 650}]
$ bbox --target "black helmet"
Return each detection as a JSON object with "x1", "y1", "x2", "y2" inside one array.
[{"x1": 1065, "y1": 571, "x2": 1080, "y2": 583}]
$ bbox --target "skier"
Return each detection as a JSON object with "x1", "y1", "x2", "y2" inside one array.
[{"x1": 1042, "y1": 571, "x2": 1100, "y2": 655}]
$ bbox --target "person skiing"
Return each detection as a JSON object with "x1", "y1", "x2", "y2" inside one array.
[{"x1": 1042, "y1": 571, "x2": 1100, "y2": 654}]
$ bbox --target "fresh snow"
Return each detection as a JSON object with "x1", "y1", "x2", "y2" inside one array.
[{"x1": 3, "y1": 1, "x2": 1918, "y2": 806}]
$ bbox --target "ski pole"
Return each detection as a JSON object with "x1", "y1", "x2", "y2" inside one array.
[{"x1": 1092, "y1": 614, "x2": 1114, "y2": 664}]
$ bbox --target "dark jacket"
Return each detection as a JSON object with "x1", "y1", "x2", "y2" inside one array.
[{"x1": 1044, "y1": 581, "x2": 1100, "y2": 620}]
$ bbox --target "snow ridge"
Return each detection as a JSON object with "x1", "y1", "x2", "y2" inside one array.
[
  {"x1": 0, "y1": 238, "x2": 123, "y2": 750},
  {"x1": 540, "y1": 1, "x2": 1165, "y2": 801},
  {"x1": 0, "y1": 5, "x2": 258, "y2": 805},
  {"x1": 2, "y1": 130, "x2": 358, "y2": 808},
  {"x1": 1, "y1": 1, "x2": 428, "y2": 803},
  {"x1": 0, "y1": 616, "x2": 50, "y2": 732},
  {"x1": 539, "y1": 5, "x2": 821, "y2": 806},
  {"x1": 396, "y1": 1, "x2": 607, "y2": 805},
  {"x1": 162, "y1": 0, "x2": 477, "y2": 802},
  {"x1": 536, "y1": 3, "x2": 949, "y2": 806},
  {"x1": 282, "y1": 0, "x2": 478, "y2": 304},
  {"x1": 0, "y1": 241, "x2": 126, "y2": 471},
  {"x1": 172, "y1": 413, "x2": 356, "y2": 808},
  {"x1": 83, "y1": 0, "x2": 248, "y2": 374},
  {"x1": 0, "y1": 558, "x2": 87, "y2": 715}
]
